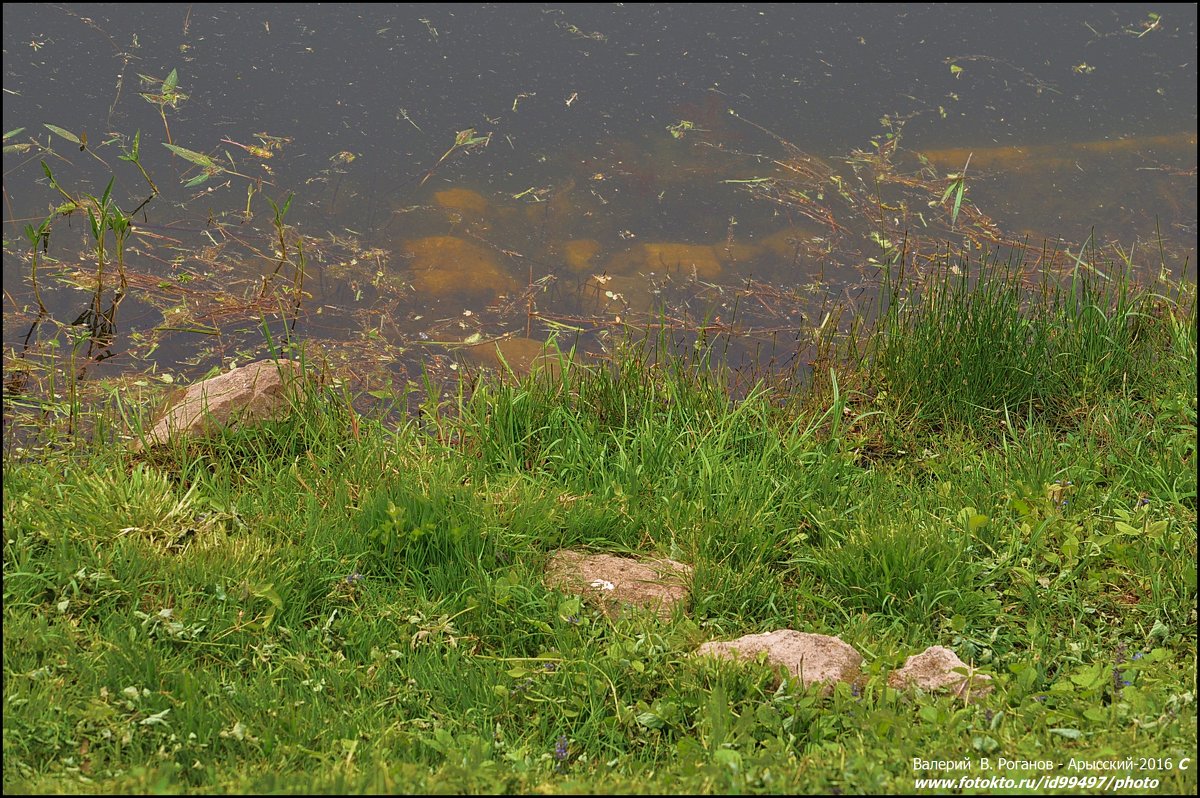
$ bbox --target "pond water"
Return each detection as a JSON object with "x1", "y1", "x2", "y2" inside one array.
[{"x1": 2, "y1": 4, "x2": 1196, "y2": 406}]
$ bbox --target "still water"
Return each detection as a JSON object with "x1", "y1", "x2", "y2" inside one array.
[{"x1": 2, "y1": 3, "x2": 1196, "y2": 399}]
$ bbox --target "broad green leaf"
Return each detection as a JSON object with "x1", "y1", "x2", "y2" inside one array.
[
  {"x1": 1146, "y1": 647, "x2": 1171, "y2": 662},
  {"x1": 250, "y1": 582, "x2": 283, "y2": 609},
  {"x1": 119, "y1": 129, "x2": 142, "y2": 162},
  {"x1": 183, "y1": 172, "x2": 211, "y2": 188},
  {"x1": 1069, "y1": 662, "x2": 1108, "y2": 690},
  {"x1": 139, "y1": 708, "x2": 172, "y2": 726},
  {"x1": 635, "y1": 711, "x2": 665, "y2": 729},
  {"x1": 43, "y1": 123, "x2": 81, "y2": 144},
  {"x1": 712, "y1": 748, "x2": 742, "y2": 770},
  {"x1": 250, "y1": 581, "x2": 282, "y2": 628},
  {"x1": 952, "y1": 180, "x2": 965, "y2": 224},
  {"x1": 3, "y1": 127, "x2": 26, "y2": 139},
  {"x1": 163, "y1": 142, "x2": 218, "y2": 168},
  {"x1": 556, "y1": 595, "x2": 582, "y2": 621},
  {"x1": 957, "y1": 506, "x2": 989, "y2": 531},
  {"x1": 163, "y1": 68, "x2": 179, "y2": 94},
  {"x1": 87, "y1": 207, "x2": 101, "y2": 239}
]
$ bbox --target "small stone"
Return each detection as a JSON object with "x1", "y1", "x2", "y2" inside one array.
[
  {"x1": 694, "y1": 630, "x2": 863, "y2": 691},
  {"x1": 544, "y1": 550, "x2": 692, "y2": 619},
  {"x1": 887, "y1": 645, "x2": 993, "y2": 702}
]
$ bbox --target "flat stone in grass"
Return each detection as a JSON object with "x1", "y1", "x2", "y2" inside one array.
[
  {"x1": 887, "y1": 645, "x2": 993, "y2": 702},
  {"x1": 133, "y1": 359, "x2": 306, "y2": 451},
  {"x1": 543, "y1": 550, "x2": 693, "y2": 619},
  {"x1": 694, "y1": 630, "x2": 863, "y2": 692}
]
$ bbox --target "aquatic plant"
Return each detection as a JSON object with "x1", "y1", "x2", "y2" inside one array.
[
  {"x1": 138, "y1": 67, "x2": 187, "y2": 144},
  {"x1": 419, "y1": 127, "x2": 492, "y2": 186},
  {"x1": 21, "y1": 214, "x2": 53, "y2": 316},
  {"x1": 940, "y1": 153, "x2": 971, "y2": 229}
]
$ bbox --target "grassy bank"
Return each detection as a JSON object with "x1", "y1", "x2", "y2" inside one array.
[{"x1": 3, "y1": 251, "x2": 1196, "y2": 794}]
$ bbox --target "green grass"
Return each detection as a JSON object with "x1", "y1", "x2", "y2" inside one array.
[
  {"x1": 870, "y1": 247, "x2": 1182, "y2": 433},
  {"x1": 3, "y1": 251, "x2": 1196, "y2": 794}
]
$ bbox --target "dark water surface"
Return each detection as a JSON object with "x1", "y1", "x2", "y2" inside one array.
[{"x1": 3, "y1": 3, "x2": 1196, "y2": 397}]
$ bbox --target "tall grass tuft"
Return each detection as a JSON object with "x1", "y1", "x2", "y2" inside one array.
[{"x1": 870, "y1": 245, "x2": 1188, "y2": 432}]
